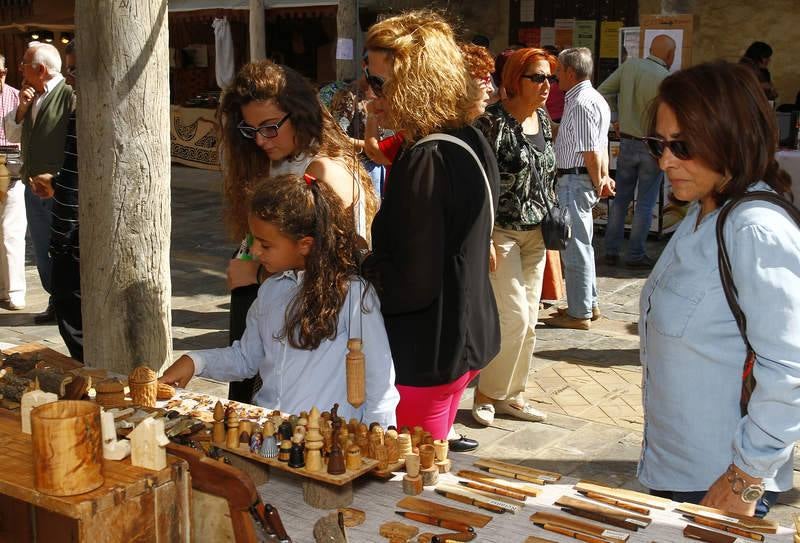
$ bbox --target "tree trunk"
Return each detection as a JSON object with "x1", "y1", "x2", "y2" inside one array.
[
  {"x1": 336, "y1": 0, "x2": 358, "y2": 81},
  {"x1": 249, "y1": 0, "x2": 266, "y2": 62},
  {"x1": 75, "y1": 0, "x2": 172, "y2": 374}
]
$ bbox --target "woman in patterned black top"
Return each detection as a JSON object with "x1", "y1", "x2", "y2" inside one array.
[{"x1": 472, "y1": 48, "x2": 558, "y2": 427}]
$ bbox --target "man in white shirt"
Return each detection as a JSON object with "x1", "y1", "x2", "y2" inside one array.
[{"x1": 0, "y1": 53, "x2": 26, "y2": 311}]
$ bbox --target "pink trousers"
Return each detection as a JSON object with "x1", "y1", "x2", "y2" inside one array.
[{"x1": 395, "y1": 370, "x2": 480, "y2": 440}]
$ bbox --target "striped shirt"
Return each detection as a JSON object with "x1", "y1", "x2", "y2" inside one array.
[
  {"x1": 0, "y1": 83, "x2": 19, "y2": 147},
  {"x1": 50, "y1": 111, "x2": 79, "y2": 260},
  {"x1": 554, "y1": 80, "x2": 611, "y2": 169}
]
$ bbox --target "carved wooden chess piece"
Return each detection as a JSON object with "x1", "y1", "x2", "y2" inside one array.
[
  {"x1": 385, "y1": 430, "x2": 399, "y2": 463},
  {"x1": 375, "y1": 443, "x2": 389, "y2": 471},
  {"x1": 259, "y1": 434, "x2": 279, "y2": 458},
  {"x1": 278, "y1": 439, "x2": 292, "y2": 462},
  {"x1": 225, "y1": 405, "x2": 240, "y2": 449},
  {"x1": 288, "y1": 437, "x2": 305, "y2": 468},
  {"x1": 328, "y1": 406, "x2": 346, "y2": 475},
  {"x1": 278, "y1": 421, "x2": 293, "y2": 441},
  {"x1": 212, "y1": 400, "x2": 225, "y2": 445},
  {"x1": 305, "y1": 406, "x2": 324, "y2": 472},
  {"x1": 249, "y1": 431, "x2": 263, "y2": 454},
  {"x1": 402, "y1": 453, "x2": 423, "y2": 495},
  {"x1": 356, "y1": 424, "x2": 370, "y2": 457},
  {"x1": 397, "y1": 433, "x2": 412, "y2": 458},
  {"x1": 345, "y1": 338, "x2": 365, "y2": 408},
  {"x1": 100, "y1": 409, "x2": 130, "y2": 460}
]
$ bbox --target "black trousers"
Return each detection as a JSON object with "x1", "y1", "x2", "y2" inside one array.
[
  {"x1": 227, "y1": 283, "x2": 260, "y2": 402},
  {"x1": 51, "y1": 252, "x2": 83, "y2": 362}
]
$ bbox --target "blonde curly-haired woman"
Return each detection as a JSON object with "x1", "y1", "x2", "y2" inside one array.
[{"x1": 361, "y1": 10, "x2": 501, "y2": 445}]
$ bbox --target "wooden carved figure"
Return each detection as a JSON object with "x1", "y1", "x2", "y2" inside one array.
[
  {"x1": 100, "y1": 409, "x2": 131, "y2": 460},
  {"x1": 225, "y1": 406, "x2": 240, "y2": 449},
  {"x1": 129, "y1": 417, "x2": 170, "y2": 471},
  {"x1": 397, "y1": 433, "x2": 412, "y2": 458},
  {"x1": 288, "y1": 438, "x2": 305, "y2": 468},
  {"x1": 20, "y1": 388, "x2": 57, "y2": 434},
  {"x1": 278, "y1": 439, "x2": 292, "y2": 462},
  {"x1": 128, "y1": 365, "x2": 157, "y2": 407},
  {"x1": 345, "y1": 338, "x2": 365, "y2": 408},
  {"x1": 212, "y1": 400, "x2": 225, "y2": 444},
  {"x1": 259, "y1": 435, "x2": 279, "y2": 458},
  {"x1": 345, "y1": 445, "x2": 362, "y2": 471},
  {"x1": 249, "y1": 431, "x2": 263, "y2": 454},
  {"x1": 385, "y1": 433, "x2": 399, "y2": 463},
  {"x1": 305, "y1": 406, "x2": 324, "y2": 472}
]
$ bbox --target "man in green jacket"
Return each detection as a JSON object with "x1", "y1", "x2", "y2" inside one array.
[
  {"x1": 597, "y1": 34, "x2": 674, "y2": 269},
  {"x1": 5, "y1": 41, "x2": 74, "y2": 323}
]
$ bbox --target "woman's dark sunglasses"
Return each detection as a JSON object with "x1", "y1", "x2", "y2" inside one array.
[
  {"x1": 238, "y1": 113, "x2": 291, "y2": 139},
  {"x1": 641, "y1": 136, "x2": 691, "y2": 160},
  {"x1": 521, "y1": 73, "x2": 558, "y2": 84},
  {"x1": 364, "y1": 67, "x2": 385, "y2": 97}
]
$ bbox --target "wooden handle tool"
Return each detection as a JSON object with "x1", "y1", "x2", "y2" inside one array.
[
  {"x1": 692, "y1": 516, "x2": 764, "y2": 542},
  {"x1": 394, "y1": 511, "x2": 474, "y2": 533},
  {"x1": 434, "y1": 488, "x2": 506, "y2": 514},
  {"x1": 431, "y1": 532, "x2": 477, "y2": 542},
  {"x1": 457, "y1": 470, "x2": 541, "y2": 497},
  {"x1": 578, "y1": 491, "x2": 651, "y2": 516},
  {"x1": 542, "y1": 523, "x2": 613, "y2": 543},
  {"x1": 458, "y1": 479, "x2": 527, "y2": 502}
]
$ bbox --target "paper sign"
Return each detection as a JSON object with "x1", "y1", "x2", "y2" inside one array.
[
  {"x1": 643, "y1": 29, "x2": 683, "y2": 71},
  {"x1": 336, "y1": 38, "x2": 354, "y2": 60},
  {"x1": 520, "y1": 0, "x2": 535, "y2": 22},
  {"x1": 540, "y1": 27, "x2": 555, "y2": 46},
  {"x1": 620, "y1": 26, "x2": 641, "y2": 63},
  {"x1": 573, "y1": 20, "x2": 596, "y2": 52},
  {"x1": 554, "y1": 19, "x2": 574, "y2": 50},
  {"x1": 600, "y1": 21, "x2": 623, "y2": 58}
]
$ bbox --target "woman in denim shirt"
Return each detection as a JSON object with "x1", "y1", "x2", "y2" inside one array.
[
  {"x1": 471, "y1": 48, "x2": 558, "y2": 426},
  {"x1": 639, "y1": 61, "x2": 798, "y2": 517}
]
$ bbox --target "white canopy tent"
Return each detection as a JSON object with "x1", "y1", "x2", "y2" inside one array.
[{"x1": 168, "y1": 0, "x2": 338, "y2": 12}]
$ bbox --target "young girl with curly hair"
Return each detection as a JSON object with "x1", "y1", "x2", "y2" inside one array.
[
  {"x1": 162, "y1": 174, "x2": 399, "y2": 427},
  {"x1": 220, "y1": 60, "x2": 378, "y2": 403}
]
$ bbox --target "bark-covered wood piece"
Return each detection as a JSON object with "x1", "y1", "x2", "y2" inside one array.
[
  {"x1": 337, "y1": 507, "x2": 365, "y2": 527},
  {"x1": 27, "y1": 368, "x2": 74, "y2": 397},
  {"x1": 1, "y1": 353, "x2": 38, "y2": 373},
  {"x1": 303, "y1": 479, "x2": 353, "y2": 509},
  {"x1": 313, "y1": 512, "x2": 347, "y2": 543},
  {"x1": 0, "y1": 376, "x2": 29, "y2": 402}
]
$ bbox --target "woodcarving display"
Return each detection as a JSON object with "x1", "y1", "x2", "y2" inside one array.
[{"x1": 128, "y1": 365, "x2": 158, "y2": 407}]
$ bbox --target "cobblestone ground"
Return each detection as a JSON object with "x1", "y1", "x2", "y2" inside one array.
[{"x1": 1, "y1": 166, "x2": 796, "y2": 525}]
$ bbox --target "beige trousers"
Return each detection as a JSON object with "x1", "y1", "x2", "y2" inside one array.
[{"x1": 479, "y1": 226, "x2": 547, "y2": 401}]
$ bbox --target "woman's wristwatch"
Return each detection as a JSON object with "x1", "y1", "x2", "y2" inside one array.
[{"x1": 725, "y1": 464, "x2": 765, "y2": 503}]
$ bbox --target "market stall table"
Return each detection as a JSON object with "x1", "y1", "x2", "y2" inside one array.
[{"x1": 252, "y1": 451, "x2": 798, "y2": 542}]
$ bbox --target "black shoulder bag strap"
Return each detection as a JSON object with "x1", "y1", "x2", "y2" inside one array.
[{"x1": 715, "y1": 190, "x2": 800, "y2": 416}]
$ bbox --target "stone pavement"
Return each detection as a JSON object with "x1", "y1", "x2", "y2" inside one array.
[{"x1": 0, "y1": 165, "x2": 797, "y2": 526}]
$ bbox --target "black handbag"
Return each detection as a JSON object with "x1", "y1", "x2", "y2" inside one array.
[
  {"x1": 534, "y1": 165, "x2": 572, "y2": 250},
  {"x1": 716, "y1": 190, "x2": 800, "y2": 416}
]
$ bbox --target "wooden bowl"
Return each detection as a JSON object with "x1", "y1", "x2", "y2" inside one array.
[{"x1": 31, "y1": 400, "x2": 103, "y2": 496}]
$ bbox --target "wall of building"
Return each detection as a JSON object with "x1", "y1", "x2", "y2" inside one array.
[
  {"x1": 361, "y1": 0, "x2": 509, "y2": 54},
  {"x1": 640, "y1": 0, "x2": 800, "y2": 106}
]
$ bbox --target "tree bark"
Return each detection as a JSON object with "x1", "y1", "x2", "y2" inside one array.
[
  {"x1": 75, "y1": 0, "x2": 172, "y2": 374},
  {"x1": 249, "y1": 0, "x2": 266, "y2": 62},
  {"x1": 336, "y1": 0, "x2": 358, "y2": 81}
]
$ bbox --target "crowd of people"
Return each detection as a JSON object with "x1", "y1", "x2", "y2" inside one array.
[{"x1": 1, "y1": 11, "x2": 798, "y2": 520}]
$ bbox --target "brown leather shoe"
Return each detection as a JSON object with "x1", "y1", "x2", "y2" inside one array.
[
  {"x1": 546, "y1": 313, "x2": 591, "y2": 330},
  {"x1": 556, "y1": 305, "x2": 601, "y2": 321}
]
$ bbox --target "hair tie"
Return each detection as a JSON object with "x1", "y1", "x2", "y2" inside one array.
[{"x1": 303, "y1": 173, "x2": 316, "y2": 186}]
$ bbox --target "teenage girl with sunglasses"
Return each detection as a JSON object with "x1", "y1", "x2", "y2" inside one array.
[
  {"x1": 161, "y1": 174, "x2": 399, "y2": 426},
  {"x1": 218, "y1": 60, "x2": 378, "y2": 403}
]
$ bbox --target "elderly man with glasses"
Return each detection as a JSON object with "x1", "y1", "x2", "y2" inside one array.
[{"x1": 4, "y1": 41, "x2": 75, "y2": 325}]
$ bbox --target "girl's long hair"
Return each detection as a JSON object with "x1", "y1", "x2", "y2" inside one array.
[
  {"x1": 250, "y1": 174, "x2": 360, "y2": 350},
  {"x1": 219, "y1": 60, "x2": 377, "y2": 241}
]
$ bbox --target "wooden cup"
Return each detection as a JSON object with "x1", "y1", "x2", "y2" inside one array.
[
  {"x1": 418, "y1": 444, "x2": 435, "y2": 469},
  {"x1": 405, "y1": 453, "x2": 421, "y2": 478},
  {"x1": 31, "y1": 400, "x2": 104, "y2": 496},
  {"x1": 433, "y1": 439, "x2": 449, "y2": 461}
]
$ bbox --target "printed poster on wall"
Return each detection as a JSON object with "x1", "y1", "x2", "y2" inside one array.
[
  {"x1": 643, "y1": 29, "x2": 684, "y2": 72},
  {"x1": 540, "y1": 27, "x2": 556, "y2": 46},
  {"x1": 518, "y1": 27, "x2": 541, "y2": 47},
  {"x1": 554, "y1": 18, "x2": 574, "y2": 50},
  {"x1": 620, "y1": 26, "x2": 641, "y2": 63},
  {"x1": 573, "y1": 20, "x2": 596, "y2": 53},
  {"x1": 600, "y1": 21, "x2": 623, "y2": 58},
  {"x1": 520, "y1": 0, "x2": 535, "y2": 22}
]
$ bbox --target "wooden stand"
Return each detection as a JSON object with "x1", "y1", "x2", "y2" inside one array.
[
  {"x1": 303, "y1": 479, "x2": 353, "y2": 509},
  {"x1": 31, "y1": 400, "x2": 104, "y2": 496},
  {"x1": 435, "y1": 459, "x2": 452, "y2": 473},
  {"x1": 420, "y1": 466, "x2": 439, "y2": 487},
  {"x1": 402, "y1": 475, "x2": 423, "y2": 495}
]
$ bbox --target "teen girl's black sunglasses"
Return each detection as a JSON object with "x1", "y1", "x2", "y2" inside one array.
[
  {"x1": 364, "y1": 67, "x2": 385, "y2": 97},
  {"x1": 641, "y1": 136, "x2": 691, "y2": 161}
]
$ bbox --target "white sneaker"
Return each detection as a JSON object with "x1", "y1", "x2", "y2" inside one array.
[
  {"x1": 472, "y1": 401, "x2": 495, "y2": 426},
  {"x1": 495, "y1": 400, "x2": 547, "y2": 422}
]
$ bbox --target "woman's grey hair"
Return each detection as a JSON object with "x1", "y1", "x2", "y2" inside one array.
[
  {"x1": 558, "y1": 47, "x2": 593, "y2": 79},
  {"x1": 28, "y1": 41, "x2": 62, "y2": 76},
  {"x1": 0, "y1": 53, "x2": 6, "y2": 71}
]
